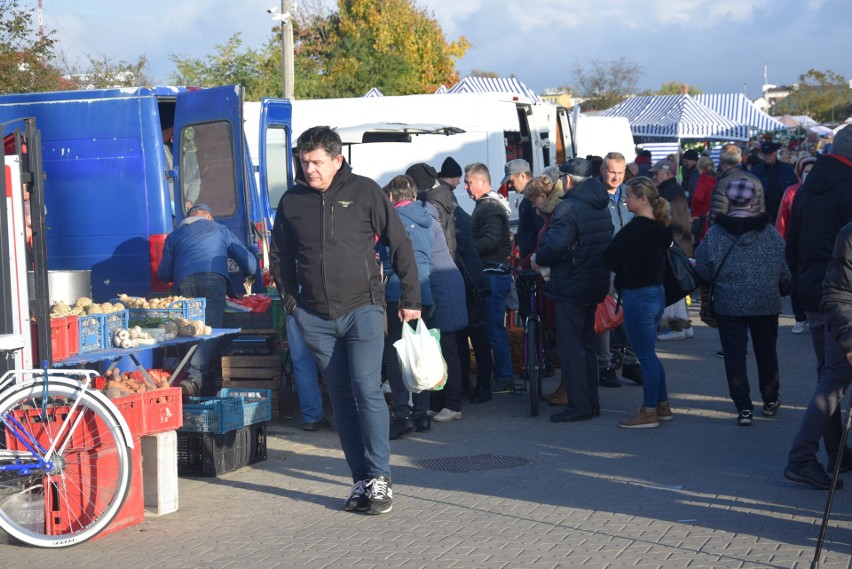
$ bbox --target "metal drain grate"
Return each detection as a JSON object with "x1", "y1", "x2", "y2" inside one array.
[{"x1": 415, "y1": 454, "x2": 530, "y2": 472}]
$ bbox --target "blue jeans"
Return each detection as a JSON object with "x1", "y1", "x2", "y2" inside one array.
[
  {"x1": 177, "y1": 272, "x2": 227, "y2": 392},
  {"x1": 294, "y1": 305, "x2": 390, "y2": 481},
  {"x1": 286, "y1": 315, "x2": 324, "y2": 424},
  {"x1": 484, "y1": 274, "x2": 513, "y2": 380},
  {"x1": 789, "y1": 311, "x2": 851, "y2": 469},
  {"x1": 620, "y1": 285, "x2": 667, "y2": 408}
]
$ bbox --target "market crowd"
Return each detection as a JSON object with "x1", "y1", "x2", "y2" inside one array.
[{"x1": 258, "y1": 123, "x2": 852, "y2": 515}]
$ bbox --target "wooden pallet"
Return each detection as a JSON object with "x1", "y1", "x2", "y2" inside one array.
[{"x1": 222, "y1": 355, "x2": 282, "y2": 419}]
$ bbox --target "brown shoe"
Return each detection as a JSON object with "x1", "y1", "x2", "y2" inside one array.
[
  {"x1": 656, "y1": 401, "x2": 673, "y2": 422},
  {"x1": 548, "y1": 390, "x2": 570, "y2": 406},
  {"x1": 544, "y1": 384, "x2": 566, "y2": 402},
  {"x1": 618, "y1": 406, "x2": 660, "y2": 429}
]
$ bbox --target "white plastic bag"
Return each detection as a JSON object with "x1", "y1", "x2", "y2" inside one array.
[{"x1": 393, "y1": 319, "x2": 446, "y2": 393}]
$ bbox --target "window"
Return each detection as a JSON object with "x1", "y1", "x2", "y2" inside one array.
[
  {"x1": 264, "y1": 125, "x2": 290, "y2": 208},
  {"x1": 179, "y1": 121, "x2": 237, "y2": 217}
]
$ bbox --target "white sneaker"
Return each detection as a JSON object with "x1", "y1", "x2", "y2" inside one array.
[
  {"x1": 432, "y1": 408, "x2": 462, "y2": 422},
  {"x1": 657, "y1": 330, "x2": 687, "y2": 341},
  {"x1": 792, "y1": 321, "x2": 806, "y2": 334},
  {"x1": 683, "y1": 327, "x2": 694, "y2": 338},
  {"x1": 426, "y1": 410, "x2": 438, "y2": 418}
]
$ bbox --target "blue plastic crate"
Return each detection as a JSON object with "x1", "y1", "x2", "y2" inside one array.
[
  {"x1": 78, "y1": 314, "x2": 106, "y2": 353},
  {"x1": 115, "y1": 297, "x2": 207, "y2": 324},
  {"x1": 179, "y1": 397, "x2": 243, "y2": 434},
  {"x1": 219, "y1": 388, "x2": 272, "y2": 427},
  {"x1": 99, "y1": 310, "x2": 129, "y2": 346}
]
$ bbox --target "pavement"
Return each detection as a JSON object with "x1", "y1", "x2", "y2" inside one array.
[{"x1": 2, "y1": 301, "x2": 852, "y2": 568}]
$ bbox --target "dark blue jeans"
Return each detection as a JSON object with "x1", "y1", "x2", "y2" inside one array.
[
  {"x1": 177, "y1": 272, "x2": 227, "y2": 392},
  {"x1": 621, "y1": 285, "x2": 667, "y2": 408},
  {"x1": 294, "y1": 304, "x2": 390, "y2": 481},
  {"x1": 484, "y1": 274, "x2": 513, "y2": 380},
  {"x1": 789, "y1": 311, "x2": 851, "y2": 469}
]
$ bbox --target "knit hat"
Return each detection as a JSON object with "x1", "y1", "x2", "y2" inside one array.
[
  {"x1": 683, "y1": 149, "x2": 700, "y2": 161},
  {"x1": 726, "y1": 178, "x2": 756, "y2": 217},
  {"x1": 831, "y1": 124, "x2": 852, "y2": 161},
  {"x1": 405, "y1": 163, "x2": 439, "y2": 191},
  {"x1": 438, "y1": 156, "x2": 462, "y2": 179}
]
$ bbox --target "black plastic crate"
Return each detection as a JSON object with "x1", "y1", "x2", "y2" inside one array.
[
  {"x1": 248, "y1": 422, "x2": 268, "y2": 464},
  {"x1": 177, "y1": 428, "x2": 250, "y2": 477}
]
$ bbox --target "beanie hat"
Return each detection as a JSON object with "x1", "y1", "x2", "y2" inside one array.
[
  {"x1": 405, "y1": 163, "x2": 439, "y2": 191},
  {"x1": 438, "y1": 156, "x2": 463, "y2": 179},
  {"x1": 831, "y1": 124, "x2": 852, "y2": 161}
]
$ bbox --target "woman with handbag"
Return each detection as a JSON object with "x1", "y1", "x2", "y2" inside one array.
[
  {"x1": 694, "y1": 178, "x2": 792, "y2": 426},
  {"x1": 602, "y1": 177, "x2": 674, "y2": 429}
]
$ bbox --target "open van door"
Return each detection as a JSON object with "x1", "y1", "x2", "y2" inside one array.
[
  {"x1": 257, "y1": 98, "x2": 294, "y2": 229},
  {"x1": 556, "y1": 106, "x2": 575, "y2": 162},
  {"x1": 173, "y1": 85, "x2": 256, "y2": 290}
]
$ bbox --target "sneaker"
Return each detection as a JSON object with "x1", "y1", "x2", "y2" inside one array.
[
  {"x1": 762, "y1": 400, "x2": 781, "y2": 417},
  {"x1": 598, "y1": 366, "x2": 621, "y2": 388},
  {"x1": 302, "y1": 418, "x2": 332, "y2": 431},
  {"x1": 792, "y1": 321, "x2": 806, "y2": 334},
  {"x1": 784, "y1": 461, "x2": 843, "y2": 490},
  {"x1": 491, "y1": 378, "x2": 514, "y2": 393},
  {"x1": 657, "y1": 330, "x2": 687, "y2": 341},
  {"x1": 433, "y1": 408, "x2": 462, "y2": 422},
  {"x1": 344, "y1": 479, "x2": 370, "y2": 511},
  {"x1": 621, "y1": 362, "x2": 643, "y2": 385},
  {"x1": 737, "y1": 409, "x2": 753, "y2": 426},
  {"x1": 366, "y1": 476, "x2": 393, "y2": 515},
  {"x1": 618, "y1": 406, "x2": 660, "y2": 429},
  {"x1": 683, "y1": 326, "x2": 694, "y2": 338},
  {"x1": 716, "y1": 350, "x2": 725, "y2": 358},
  {"x1": 656, "y1": 401, "x2": 673, "y2": 422}
]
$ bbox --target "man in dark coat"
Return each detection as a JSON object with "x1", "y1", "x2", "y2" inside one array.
[
  {"x1": 532, "y1": 158, "x2": 613, "y2": 422},
  {"x1": 752, "y1": 141, "x2": 797, "y2": 222},
  {"x1": 785, "y1": 124, "x2": 852, "y2": 488}
]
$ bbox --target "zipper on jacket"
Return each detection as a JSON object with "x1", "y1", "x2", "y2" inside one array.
[{"x1": 320, "y1": 192, "x2": 334, "y2": 318}]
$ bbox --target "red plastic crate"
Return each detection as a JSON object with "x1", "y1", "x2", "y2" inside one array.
[
  {"x1": 141, "y1": 387, "x2": 183, "y2": 435},
  {"x1": 44, "y1": 437, "x2": 144, "y2": 540},
  {"x1": 6, "y1": 406, "x2": 93, "y2": 452},
  {"x1": 50, "y1": 316, "x2": 79, "y2": 361},
  {"x1": 108, "y1": 393, "x2": 144, "y2": 442}
]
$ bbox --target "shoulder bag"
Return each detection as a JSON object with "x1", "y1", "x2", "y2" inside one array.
[
  {"x1": 664, "y1": 241, "x2": 701, "y2": 306},
  {"x1": 699, "y1": 235, "x2": 743, "y2": 328}
]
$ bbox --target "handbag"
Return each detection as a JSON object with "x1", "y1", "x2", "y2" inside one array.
[
  {"x1": 594, "y1": 294, "x2": 623, "y2": 334},
  {"x1": 699, "y1": 235, "x2": 742, "y2": 328},
  {"x1": 393, "y1": 319, "x2": 447, "y2": 393},
  {"x1": 664, "y1": 241, "x2": 701, "y2": 306}
]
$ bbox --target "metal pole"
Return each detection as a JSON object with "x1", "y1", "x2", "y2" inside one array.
[{"x1": 282, "y1": 0, "x2": 295, "y2": 100}]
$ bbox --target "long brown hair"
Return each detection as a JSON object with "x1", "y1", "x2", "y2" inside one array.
[{"x1": 626, "y1": 176, "x2": 670, "y2": 226}]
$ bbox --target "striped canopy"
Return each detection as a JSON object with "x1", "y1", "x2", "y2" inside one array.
[
  {"x1": 694, "y1": 93, "x2": 786, "y2": 133},
  {"x1": 447, "y1": 77, "x2": 543, "y2": 103},
  {"x1": 434, "y1": 84, "x2": 448, "y2": 94},
  {"x1": 601, "y1": 94, "x2": 749, "y2": 141},
  {"x1": 363, "y1": 87, "x2": 384, "y2": 98}
]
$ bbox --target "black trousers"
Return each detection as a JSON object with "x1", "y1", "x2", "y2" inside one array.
[
  {"x1": 456, "y1": 325, "x2": 492, "y2": 394},
  {"x1": 554, "y1": 301, "x2": 599, "y2": 415},
  {"x1": 716, "y1": 314, "x2": 780, "y2": 412}
]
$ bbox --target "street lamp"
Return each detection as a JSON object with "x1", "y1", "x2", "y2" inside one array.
[{"x1": 267, "y1": 2, "x2": 295, "y2": 99}]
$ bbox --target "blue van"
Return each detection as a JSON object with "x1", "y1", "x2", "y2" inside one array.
[{"x1": 0, "y1": 85, "x2": 294, "y2": 299}]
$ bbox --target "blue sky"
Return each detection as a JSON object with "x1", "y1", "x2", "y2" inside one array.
[{"x1": 43, "y1": 0, "x2": 852, "y2": 100}]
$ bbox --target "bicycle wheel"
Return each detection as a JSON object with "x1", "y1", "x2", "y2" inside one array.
[
  {"x1": 525, "y1": 320, "x2": 540, "y2": 417},
  {"x1": 0, "y1": 381, "x2": 132, "y2": 547}
]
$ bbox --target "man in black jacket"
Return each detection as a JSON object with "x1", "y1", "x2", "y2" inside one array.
[
  {"x1": 466, "y1": 162, "x2": 515, "y2": 392},
  {"x1": 532, "y1": 158, "x2": 613, "y2": 422},
  {"x1": 269, "y1": 126, "x2": 421, "y2": 515},
  {"x1": 785, "y1": 124, "x2": 852, "y2": 489}
]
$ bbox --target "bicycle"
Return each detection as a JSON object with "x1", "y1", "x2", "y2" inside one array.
[
  {"x1": 0, "y1": 343, "x2": 134, "y2": 547},
  {"x1": 486, "y1": 264, "x2": 546, "y2": 417}
]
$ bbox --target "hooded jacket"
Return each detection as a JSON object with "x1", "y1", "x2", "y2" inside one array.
[
  {"x1": 471, "y1": 191, "x2": 512, "y2": 268},
  {"x1": 419, "y1": 180, "x2": 457, "y2": 258},
  {"x1": 786, "y1": 154, "x2": 852, "y2": 311},
  {"x1": 535, "y1": 177, "x2": 613, "y2": 304},
  {"x1": 695, "y1": 214, "x2": 791, "y2": 317},
  {"x1": 708, "y1": 166, "x2": 765, "y2": 222},
  {"x1": 821, "y1": 221, "x2": 852, "y2": 352},
  {"x1": 269, "y1": 161, "x2": 421, "y2": 319},
  {"x1": 380, "y1": 201, "x2": 433, "y2": 306},
  {"x1": 423, "y1": 202, "x2": 468, "y2": 333}
]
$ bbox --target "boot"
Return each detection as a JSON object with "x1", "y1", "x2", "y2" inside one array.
[
  {"x1": 618, "y1": 406, "x2": 660, "y2": 429},
  {"x1": 543, "y1": 384, "x2": 565, "y2": 401},
  {"x1": 389, "y1": 409, "x2": 416, "y2": 440},
  {"x1": 547, "y1": 385, "x2": 569, "y2": 406},
  {"x1": 598, "y1": 366, "x2": 621, "y2": 388},
  {"x1": 413, "y1": 412, "x2": 431, "y2": 433},
  {"x1": 621, "y1": 361, "x2": 643, "y2": 385}
]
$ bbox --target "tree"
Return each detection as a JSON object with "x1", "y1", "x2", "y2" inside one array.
[
  {"x1": 570, "y1": 56, "x2": 642, "y2": 111},
  {"x1": 639, "y1": 81, "x2": 703, "y2": 96},
  {"x1": 772, "y1": 69, "x2": 849, "y2": 123},
  {"x1": 169, "y1": 0, "x2": 470, "y2": 100},
  {"x1": 62, "y1": 55, "x2": 153, "y2": 89},
  {"x1": 470, "y1": 69, "x2": 499, "y2": 78},
  {"x1": 0, "y1": 0, "x2": 69, "y2": 94}
]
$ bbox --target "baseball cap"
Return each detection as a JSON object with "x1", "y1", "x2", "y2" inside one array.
[
  {"x1": 187, "y1": 203, "x2": 212, "y2": 215},
  {"x1": 648, "y1": 159, "x2": 676, "y2": 173},
  {"x1": 500, "y1": 158, "x2": 531, "y2": 186}
]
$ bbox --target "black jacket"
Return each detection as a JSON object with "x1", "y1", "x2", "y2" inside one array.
[
  {"x1": 419, "y1": 180, "x2": 457, "y2": 258},
  {"x1": 786, "y1": 154, "x2": 852, "y2": 312},
  {"x1": 657, "y1": 177, "x2": 693, "y2": 257},
  {"x1": 535, "y1": 177, "x2": 613, "y2": 305},
  {"x1": 269, "y1": 161, "x2": 421, "y2": 319},
  {"x1": 517, "y1": 196, "x2": 544, "y2": 259},
  {"x1": 822, "y1": 221, "x2": 852, "y2": 352},
  {"x1": 603, "y1": 216, "x2": 672, "y2": 291},
  {"x1": 471, "y1": 193, "x2": 512, "y2": 268}
]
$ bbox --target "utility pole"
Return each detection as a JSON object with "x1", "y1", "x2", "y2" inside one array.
[{"x1": 281, "y1": 0, "x2": 295, "y2": 100}]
